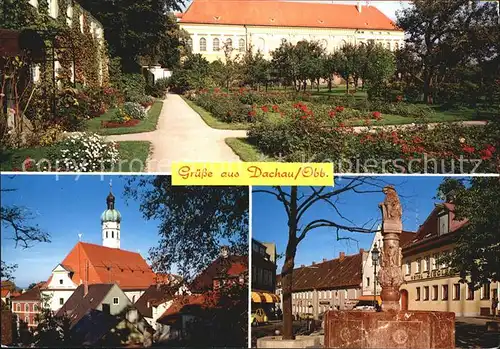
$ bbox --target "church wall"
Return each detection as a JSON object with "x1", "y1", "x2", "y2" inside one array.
[{"x1": 42, "y1": 289, "x2": 76, "y2": 312}]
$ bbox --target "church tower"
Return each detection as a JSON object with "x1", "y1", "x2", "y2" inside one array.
[{"x1": 101, "y1": 181, "x2": 121, "y2": 249}]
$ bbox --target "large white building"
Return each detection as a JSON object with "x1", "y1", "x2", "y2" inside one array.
[{"x1": 177, "y1": 0, "x2": 405, "y2": 61}]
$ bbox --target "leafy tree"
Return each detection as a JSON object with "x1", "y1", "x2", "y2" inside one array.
[
  {"x1": 321, "y1": 54, "x2": 339, "y2": 92},
  {"x1": 396, "y1": 0, "x2": 499, "y2": 104},
  {"x1": 241, "y1": 48, "x2": 271, "y2": 90},
  {"x1": 334, "y1": 44, "x2": 359, "y2": 94},
  {"x1": 153, "y1": 13, "x2": 191, "y2": 69},
  {"x1": 77, "y1": 0, "x2": 184, "y2": 71},
  {"x1": 271, "y1": 41, "x2": 299, "y2": 90},
  {"x1": 123, "y1": 176, "x2": 248, "y2": 281},
  {"x1": 169, "y1": 54, "x2": 211, "y2": 92},
  {"x1": 364, "y1": 45, "x2": 397, "y2": 100},
  {"x1": 33, "y1": 294, "x2": 74, "y2": 347},
  {"x1": 437, "y1": 177, "x2": 500, "y2": 287},
  {"x1": 254, "y1": 179, "x2": 389, "y2": 339},
  {"x1": 28, "y1": 282, "x2": 37, "y2": 290}
]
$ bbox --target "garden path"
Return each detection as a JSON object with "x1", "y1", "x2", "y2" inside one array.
[{"x1": 106, "y1": 94, "x2": 247, "y2": 172}]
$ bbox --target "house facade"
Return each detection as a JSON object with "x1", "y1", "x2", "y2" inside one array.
[
  {"x1": 251, "y1": 239, "x2": 279, "y2": 318},
  {"x1": 400, "y1": 202, "x2": 499, "y2": 317},
  {"x1": 178, "y1": 0, "x2": 405, "y2": 62},
  {"x1": 290, "y1": 250, "x2": 368, "y2": 320},
  {"x1": 11, "y1": 286, "x2": 42, "y2": 328},
  {"x1": 24, "y1": 0, "x2": 107, "y2": 85}
]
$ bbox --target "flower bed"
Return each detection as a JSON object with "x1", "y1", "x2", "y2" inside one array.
[
  {"x1": 187, "y1": 88, "x2": 436, "y2": 125},
  {"x1": 102, "y1": 119, "x2": 141, "y2": 128},
  {"x1": 247, "y1": 105, "x2": 499, "y2": 173}
]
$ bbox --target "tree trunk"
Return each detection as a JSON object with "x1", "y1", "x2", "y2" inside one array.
[
  {"x1": 316, "y1": 78, "x2": 320, "y2": 92},
  {"x1": 345, "y1": 77, "x2": 349, "y2": 94},
  {"x1": 282, "y1": 187, "x2": 298, "y2": 340},
  {"x1": 328, "y1": 78, "x2": 332, "y2": 92}
]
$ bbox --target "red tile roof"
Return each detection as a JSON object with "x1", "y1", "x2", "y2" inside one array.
[
  {"x1": 180, "y1": 0, "x2": 401, "y2": 31},
  {"x1": 11, "y1": 287, "x2": 41, "y2": 302},
  {"x1": 290, "y1": 252, "x2": 363, "y2": 292},
  {"x1": 190, "y1": 255, "x2": 247, "y2": 293},
  {"x1": 135, "y1": 285, "x2": 177, "y2": 318},
  {"x1": 400, "y1": 230, "x2": 417, "y2": 248},
  {"x1": 1, "y1": 289, "x2": 10, "y2": 298},
  {"x1": 157, "y1": 293, "x2": 219, "y2": 322},
  {"x1": 403, "y1": 203, "x2": 468, "y2": 252},
  {"x1": 55, "y1": 242, "x2": 156, "y2": 290}
]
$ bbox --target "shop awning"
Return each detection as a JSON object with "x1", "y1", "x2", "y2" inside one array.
[
  {"x1": 251, "y1": 291, "x2": 280, "y2": 303},
  {"x1": 356, "y1": 295, "x2": 382, "y2": 305}
]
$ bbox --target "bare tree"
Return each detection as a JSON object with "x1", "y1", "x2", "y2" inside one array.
[
  {"x1": 253, "y1": 178, "x2": 390, "y2": 340},
  {"x1": 1, "y1": 182, "x2": 50, "y2": 280}
]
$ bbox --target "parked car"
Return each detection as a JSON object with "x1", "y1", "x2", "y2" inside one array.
[
  {"x1": 251, "y1": 308, "x2": 268, "y2": 326},
  {"x1": 299, "y1": 312, "x2": 314, "y2": 320},
  {"x1": 353, "y1": 300, "x2": 377, "y2": 311}
]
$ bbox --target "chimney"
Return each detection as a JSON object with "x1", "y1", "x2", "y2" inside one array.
[
  {"x1": 84, "y1": 260, "x2": 89, "y2": 297},
  {"x1": 356, "y1": 1, "x2": 362, "y2": 13},
  {"x1": 312, "y1": 261, "x2": 315, "y2": 265},
  {"x1": 322, "y1": 258, "x2": 327, "y2": 262},
  {"x1": 359, "y1": 248, "x2": 365, "y2": 254},
  {"x1": 339, "y1": 252, "x2": 345, "y2": 261}
]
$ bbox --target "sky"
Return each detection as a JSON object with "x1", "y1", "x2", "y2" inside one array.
[
  {"x1": 252, "y1": 176, "x2": 458, "y2": 271},
  {"x1": 1, "y1": 175, "x2": 162, "y2": 288}
]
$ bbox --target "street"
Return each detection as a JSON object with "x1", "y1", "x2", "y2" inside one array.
[{"x1": 251, "y1": 317, "x2": 500, "y2": 348}]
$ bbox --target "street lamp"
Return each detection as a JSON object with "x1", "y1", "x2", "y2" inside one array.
[{"x1": 372, "y1": 243, "x2": 380, "y2": 308}]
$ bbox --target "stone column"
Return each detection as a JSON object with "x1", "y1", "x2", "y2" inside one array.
[{"x1": 378, "y1": 186, "x2": 404, "y2": 312}]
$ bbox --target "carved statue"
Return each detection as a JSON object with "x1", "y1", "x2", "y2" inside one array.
[{"x1": 379, "y1": 186, "x2": 402, "y2": 222}]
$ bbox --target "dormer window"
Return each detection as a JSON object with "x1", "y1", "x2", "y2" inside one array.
[
  {"x1": 438, "y1": 213, "x2": 449, "y2": 235},
  {"x1": 213, "y1": 16, "x2": 220, "y2": 21}
]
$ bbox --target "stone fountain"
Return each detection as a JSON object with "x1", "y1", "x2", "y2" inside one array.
[{"x1": 324, "y1": 186, "x2": 455, "y2": 349}]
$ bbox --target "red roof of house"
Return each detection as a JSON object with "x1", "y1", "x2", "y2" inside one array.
[
  {"x1": 180, "y1": 0, "x2": 401, "y2": 31},
  {"x1": 157, "y1": 293, "x2": 219, "y2": 322},
  {"x1": 290, "y1": 252, "x2": 363, "y2": 292},
  {"x1": 1, "y1": 289, "x2": 10, "y2": 298},
  {"x1": 403, "y1": 203, "x2": 468, "y2": 252},
  {"x1": 49, "y1": 242, "x2": 156, "y2": 290},
  {"x1": 11, "y1": 287, "x2": 41, "y2": 302},
  {"x1": 190, "y1": 255, "x2": 247, "y2": 293}
]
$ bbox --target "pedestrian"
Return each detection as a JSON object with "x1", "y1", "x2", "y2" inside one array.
[{"x1": 492, "y1": 294, "x2": 498, "y2": 317}]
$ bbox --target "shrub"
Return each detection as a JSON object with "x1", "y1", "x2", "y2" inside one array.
[
  {"x1": 137, "y1": 95, "x2": 155, "y2": 108},
  {"x1": 148, "y1": 77, "x2": 170, "y2": 98},
  {"x1": 122, "y1": 73, "x2": 146, "y2": 102},
  {"x1": 123, "y1": 102, "x2": 147, "y2": 120},
  {"x1": 112, "y1": 108, "x2": 132, "y2": 124},
  {"x1": 55, "y1": 88, "x2": 88, "y2": 131},
  {"x1": 39, "y1": 124, "x2": 65, "y2": 147},
  {"x1": 47, "y1": 132, "x2": 120, "y2": 172}
]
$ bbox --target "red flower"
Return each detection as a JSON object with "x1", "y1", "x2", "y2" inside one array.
[
  {"x1": 328, "y1": 110, "x2": 336, "y2": 118},
  {"x1": 339, "y1": 122, "x2": 345, "y2": 128},
  {"x1": 261, "y1": 105, "x2": 269, "y2": 113},
  {"x1": 248, "y1": 110, "x2": 256, "y2": 117},
  {"x1": 485, "y1": 144, "x2": 496, "y2": 153},
  {"x1": 412, "y1": 136, "x2": 423, "y2": 144},
  {"x1": 214, "y1": 88, "x2": 221, "y2": 93},
  {"x1": 24, "y1": 157, "x2": 33, "y2": 170},
  {"x1": 462, "y1": 145, "x2": 475, "y2": 154},
  {"x1": 336, "y1": 106, "x2": 345, "y2": 112},
  {"x1": 372, "y1": 111, "x2": 382, "y2": 120},
  {"x1": 396, "y1": 95, "x2": 403, "y2": 102},
  {"x1": 272, "y1": 105, "x2": 279, "y2": 112},
  {"x1": 480, "y1": 149, "x2": 493, "y2": 160}
]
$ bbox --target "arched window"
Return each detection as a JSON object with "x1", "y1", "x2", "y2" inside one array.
[
  {"x1": 213, "y1": 38, "x2": 220, "y2": 51},
  {"x1": 386, "y1": 41, "x2": 391, "y2": 50},
  {"x1": 226, "y1": 38, "x2": 232, "y2": 49},
  {"x1": 25, "y1": 303, "x2": 29, "y2": 312},
  {"x1": 239, "y1": 38, "x2": 245, "y2": 52},
  {"x1": 199, "y1": 37, "x2": 206, "y2": 52},
  {"x1": 16, "y1": 304, "x2": 20, "y2": 312},
  {"x1": 117, "y1": 232, "x2": 119, "y2": 239},
  {"x1": 111, "y1": 231, "x2": 114, "y2": 238}
]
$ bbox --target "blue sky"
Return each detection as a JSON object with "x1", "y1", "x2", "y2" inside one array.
[
  {"x1": 1, "y1": 175, "x2": 161, "y2": 288},
  {"x1": 253, "y1": 176, "x2": 456, "y2": 271}
]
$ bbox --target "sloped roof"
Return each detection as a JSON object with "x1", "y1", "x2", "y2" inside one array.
[
  {"x1": 190, "y1": 255, "x2": 247, "y2": 293},
  {"x1": 403, "y1": 203, "x2": 468, "y2": 252},
  {"x1": 135, "y1": 285, "x2": 177, "y2": 318},
  {"x1": 56, "y1": 284, "x2": 115, "y2": 327},
  {"x1": 11, "y1": 287, "x2": 41, "y2": 302},
  {"x1": 290, "y1": 252, "x2": 363, "y2": 292},
  {"x1": 180, "y1": 0, "x2": 401, "y2": 31},
  {"x1": 157, "y1": 293, "x2": 218, "y2": 323},
  {"x1": 400, "y1": 230, "x2": 417, "y2": 248},
  {"x1": 1, "y1": 289, "x2": 10, "y2": 298},
  {"x1": 57, "y1": 242, "x2": 156, "y2": 290}
]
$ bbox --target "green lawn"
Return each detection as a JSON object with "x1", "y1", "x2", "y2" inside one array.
[
  {"x1": 0, "y1": 141, "x2": 151, "y2": 172},
  {"x1": 225, "y1": 138, "x2": 267, "y2": 162},
  {"x1": 182, "y1": 97, "x2": 249, "y2": 130},
  {"x1": 86, "y1": 101, "x2": 163, "y2": 135}
]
